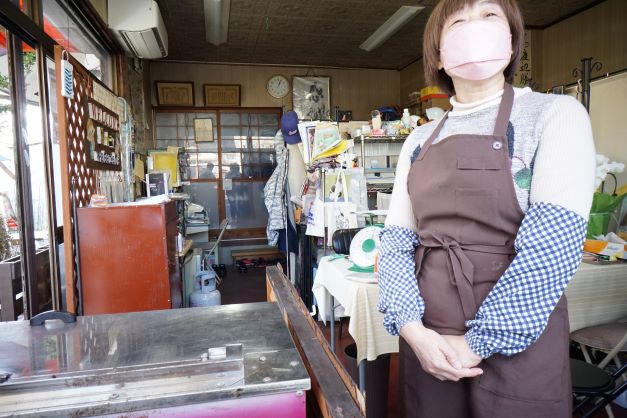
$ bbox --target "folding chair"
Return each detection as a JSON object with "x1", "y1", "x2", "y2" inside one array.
[
  {"x1": 206, "y1": 218, "x2": 229, "y2": 266},
  {"x1": 571, "y1": 326, "x2": 627, "y2": 417},
  {"x1": 572, "y1": 359, "x2": 627, "y2": 417}
]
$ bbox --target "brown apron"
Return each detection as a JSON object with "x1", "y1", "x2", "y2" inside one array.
[{"x1": 401, "y1": 84, "x2": 571, "y2": 418}]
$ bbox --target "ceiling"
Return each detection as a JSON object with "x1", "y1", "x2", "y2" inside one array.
[{"x1": 155, "y1": 0, "x2": 603, "y2": 70}]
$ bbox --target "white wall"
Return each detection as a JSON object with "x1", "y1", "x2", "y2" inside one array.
[{"x1": 589, "y1": 72, "x2": 627, "y2": 189}]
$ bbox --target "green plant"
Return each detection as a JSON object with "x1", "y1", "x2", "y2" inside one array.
[
  {"x1": 0, "y1": 215, "x2": 11, "y2": 261},
  {"x1": 0, "y1": 51, "x2": 36, "y2": 106}
]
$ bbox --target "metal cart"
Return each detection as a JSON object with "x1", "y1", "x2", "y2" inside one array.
[{"x1": 0, "y1": 303, "x2": 310, "y2": 417}]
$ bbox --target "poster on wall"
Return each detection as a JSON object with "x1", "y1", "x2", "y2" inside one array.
[
  {"x1": 292, "y1": 76, "x2": 331, "y2": 120},
  {"x1": 514, "y1": 30, "x2": 536, "y2": 90},
  {"x1": 85, "y1": 94, "x2": 121, "y2": 171}
]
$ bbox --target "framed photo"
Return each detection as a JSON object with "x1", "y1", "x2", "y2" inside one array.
[
  {"x1": 204, "y1": 84, "x2": 241, "y2": 107},
  {"x1": 292, "y1": 76, "x2": 330, "y2": 120},
  {"x1": 194, "y1": 118, "x2": 214, "y2": 142},
  {"x1": 337, "y1": 110, "x2": 353, "y2": 122},
  {"x1": 155, "y1": 81, "x2": 194, "y2": 106},
  {"x1": 194, "y1": 118, "x2": 213, "y2": 142},
  {"x1": 552, "y1": 85, "x2": 565, "y2": 95}
]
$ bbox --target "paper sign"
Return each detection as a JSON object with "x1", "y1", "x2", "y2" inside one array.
[
  {"x1": 599, "y1": 242, "x2": 626, "y2": 257},
  {"x1": 134, "y1": 157, "x2": 145, "y2": 180}
]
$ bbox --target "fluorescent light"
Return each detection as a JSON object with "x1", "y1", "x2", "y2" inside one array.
[
  {"x1": 360, "y1": 5, "x2": 424, "y2": 52},
  {"x1": 204, "y1": 0, "x2": 231, "y2": 45}
]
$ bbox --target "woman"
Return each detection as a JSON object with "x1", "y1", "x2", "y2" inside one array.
[{"x1": 377, "y1": 0, "x2": 596, "y2": 416}]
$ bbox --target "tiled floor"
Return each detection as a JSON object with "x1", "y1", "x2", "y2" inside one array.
[{"x1": 219, "y1": 267, "x2": 626, "y2": 418}]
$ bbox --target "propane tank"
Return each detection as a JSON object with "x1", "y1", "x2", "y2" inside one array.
[{"x1": 189, "y1": 268, "x2": 221, "y2": 307}]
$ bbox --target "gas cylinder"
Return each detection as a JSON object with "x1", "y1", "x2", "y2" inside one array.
[{"x1": 189, "y1": 268, "x2": 221, "y2": 307}]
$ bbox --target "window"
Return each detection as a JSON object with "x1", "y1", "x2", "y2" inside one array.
[
  {"x1": 154, "y1": 109, "x2": 280, "y2": 235},
  {"x1": 0, "y1": 29, "x2": 52, "y2": 258},
  {"x1": 0, "y1": 26, "x2": 18, "y2": 261},
  {"x1": 42, "y1": 0, "x2": 113, "y2": 88},
  {"x1": 0, "y1": 24, "x2": 55, "y2": 318}
]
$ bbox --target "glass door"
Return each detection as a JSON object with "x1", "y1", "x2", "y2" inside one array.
[
  {"x1": 154, "y1": 108, "x2": 280, "y2": 238},
  {"x1": 0, "y1": 24, "x2": 56, "y2": 319},
  {"x1": 220, "y1": 111, "x2": 279, "y2": 232}
]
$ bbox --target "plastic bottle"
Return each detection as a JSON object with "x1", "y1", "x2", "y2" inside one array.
[{"x1": 401, "y1": 108, "x2": 411, "y2": 129}]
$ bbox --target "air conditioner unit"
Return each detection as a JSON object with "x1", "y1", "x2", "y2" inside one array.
[{"x1": 108, "y1": 0, "x2": 168, "y2": 59}]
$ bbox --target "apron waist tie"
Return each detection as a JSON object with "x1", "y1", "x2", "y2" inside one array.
[{"x1": 415, "y1": 235, "x2": 516, "y2": 321}]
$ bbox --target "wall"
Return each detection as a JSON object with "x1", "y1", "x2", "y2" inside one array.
[
  {"x1": 149, "y1": 62, "x2": 400, "y2": 122},
  {"x1": 397, "y1": 0, "x2": 627, "y2": 97},
  {"x1": 125, "y1": 59, "x2": 152, "y2": 154},
  {"x1": 88, "y1": 0, "x2": 107, "y2": 23},
  {"x1": 540, "y1": 0, "x2": 627, "y2": 91},
  {"x1": 399, "y1": 58, "x2": 425, "y2": 106},
  {"x1": 588, "y1": 72, "x2": 627, "y2": 188}
]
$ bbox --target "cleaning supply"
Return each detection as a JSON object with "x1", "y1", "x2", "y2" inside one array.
[{"x1": 401, "y1": 108, "x2": 411, "y2": 129}]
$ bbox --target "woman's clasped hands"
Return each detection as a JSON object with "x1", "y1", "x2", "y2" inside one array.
[{"x1": 400, "y1": 321, "x2": 483, "y2": 381}]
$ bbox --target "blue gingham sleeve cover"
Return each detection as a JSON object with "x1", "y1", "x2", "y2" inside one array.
[
  {"x1": 465, "y1": 202, "x2": 587, "y2": 358},
  {"x1": 377, "y1": 225, "x2": 423, "y2": 335},
  {"x1": 377, "y1": 203, "x2": 587, "y2": 354}
]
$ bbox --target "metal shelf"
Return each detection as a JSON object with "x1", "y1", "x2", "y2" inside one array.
[
  {"x1": 353, "y1": 135, "x2": 407, "y2": 144},
  {"x1": 364, "y1": 168, "x2": 396, "y2": 173}
]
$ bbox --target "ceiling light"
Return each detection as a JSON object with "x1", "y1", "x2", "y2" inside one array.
[
  {"x1": 359, "y1": 5, "x2": 424, "y2": 52},
  {"x1": 204, "y1": 0, "x2": 231, "y2": 45}
]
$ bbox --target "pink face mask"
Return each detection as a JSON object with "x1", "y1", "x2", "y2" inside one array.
[{"x1": 440, "y1": 20, "x2": 512, "y2": 81}]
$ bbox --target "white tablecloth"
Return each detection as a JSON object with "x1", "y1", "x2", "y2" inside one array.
[
  {"x1": 312, "y1": 256, "x2": 398, "y2": 363},
  {"x1": 313, "y1": 256, "x2": 627, "y2": 363}
]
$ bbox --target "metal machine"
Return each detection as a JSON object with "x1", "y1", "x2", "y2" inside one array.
[
  {"x1": 0, "y1": 303, "x2": 310, "y2": 417},
  {"x1": 184, "y1": 201, "x2": 210, "y2": 242}
]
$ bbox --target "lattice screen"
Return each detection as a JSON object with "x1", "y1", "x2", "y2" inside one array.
[
  {"x1": 65, "y1": 60, "x2": 96, "y2": 206},
  {"x1": 54, "y1": 46, "x2": 118, "y2": 314}
]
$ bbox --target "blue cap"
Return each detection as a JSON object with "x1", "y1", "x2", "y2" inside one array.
[{"x1": 281, "y1": 111, "x2": 301, "y2": 144}]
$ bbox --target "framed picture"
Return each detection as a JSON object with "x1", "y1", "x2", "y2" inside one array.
[
  {"x1": 337, "y1": 110, "x2": 353, "y2": 122},
  {"x1": 203, "y1": 84, "x2": 241, "y2": 107},
  {"x1": 292, "y1": 76, "x2": 331, "y2": 120},
  {"x1": 155, "y1": 81, "x2": 194, "y2": 106},
  {"x1": 194, "y1": 118, "x2": 214, "y2": 142},
  {"x1": 552, "y1": 85, "x2": 565, "y2": 95}
]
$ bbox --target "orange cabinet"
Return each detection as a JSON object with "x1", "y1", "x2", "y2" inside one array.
[{"x1": 77, "y1": 201, "x2": 182, "y2": 315}]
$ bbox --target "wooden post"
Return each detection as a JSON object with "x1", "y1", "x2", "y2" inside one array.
[{"x1": 266, "y1": 265, "x2": 365, "y2": 418}]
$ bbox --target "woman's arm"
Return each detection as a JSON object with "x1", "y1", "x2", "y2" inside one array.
[
  {"x1": 377, "y1": 135, "x2": 423, "y2": 335},
  {"x1": 464, "y1": 95, "x2": 596, "y2": 358},
  {"x1": 379, "y1": 136, "x2": 483, "y2": 379}
]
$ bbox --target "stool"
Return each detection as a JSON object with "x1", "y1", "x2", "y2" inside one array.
[
  {"x1": 571, "y1": 323, "x2": 627, "y2": 417},
  {"x1": 571, "y1": 323, "x2": 627, "y2": 368},
  {"x1": 571, "y1": 358, "x2": 627, "y2": 418}
]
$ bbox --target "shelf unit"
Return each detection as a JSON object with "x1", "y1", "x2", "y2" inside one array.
[{"x1": 356, "y1": 134, "x2": 407, "y2": 210}]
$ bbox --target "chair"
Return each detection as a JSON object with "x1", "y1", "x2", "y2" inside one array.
[
  {"x1": 331, "y1": 228, "x2": 360, "y2": 255},
  {"x1": 206, "y1": 218, "x2": 229, "y2": 265},
  {"x1": 571, "y1": 324, "x2": 627, "y2": 417},
  {"x1": 572, "y1": 359, "x2": 627, "y2": 418}
]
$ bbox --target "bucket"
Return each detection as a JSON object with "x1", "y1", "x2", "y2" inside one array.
[
  {"x1": 586, "y1": 212, "x2": 611, "y2": 238},
  {"x1": 344, "y1": 343, "x2": 390, "y2": 418}
]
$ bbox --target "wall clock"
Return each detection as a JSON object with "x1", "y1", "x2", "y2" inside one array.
[{"x1": 267, "y1": 74, "x2": 290, "y2": 99}]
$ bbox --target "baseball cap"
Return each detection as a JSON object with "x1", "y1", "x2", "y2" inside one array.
[{"x1": 281, "y1": 111, "x2": 302, "y2": 144}]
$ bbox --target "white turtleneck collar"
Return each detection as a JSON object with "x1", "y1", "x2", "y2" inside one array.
[{"x1": 449, "y1": 86, "x2": 532, "y2": 117}]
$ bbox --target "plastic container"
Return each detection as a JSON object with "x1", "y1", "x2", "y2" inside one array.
[{"x1": 401, "y1": 108, "x2": 411, "y2": 129}]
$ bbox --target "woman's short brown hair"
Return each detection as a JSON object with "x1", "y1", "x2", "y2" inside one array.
[{"x1": 423, "y1": 0, "x2": 525, "y2": 95}]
